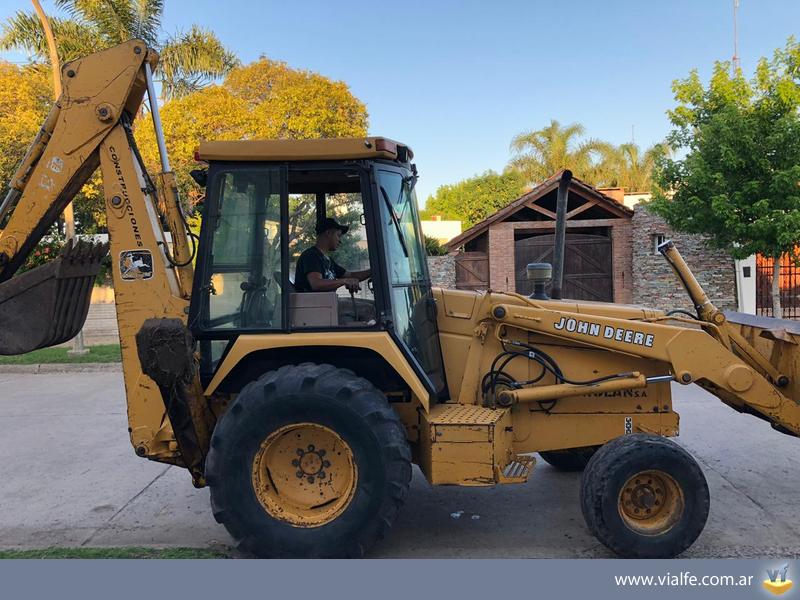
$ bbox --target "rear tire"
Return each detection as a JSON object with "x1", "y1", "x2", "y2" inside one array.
[
  {"x1": 539, "y1": 446, "x2": 599, "y2": 471},
  {"x1": 580, "y1": 434, "x2": 709, "y2": 558},
  {"x1": 206, "y1": 363, "x2": 412, "y2": 558}
]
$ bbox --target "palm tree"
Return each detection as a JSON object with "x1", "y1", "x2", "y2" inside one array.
[
  {"x1": 600, "y1": 143, "x2": 667, "y2": 192},
  {"x1": 1, "y1": 0, "x2": 237, "y2": 99},
  {"x1": 508, "y1": 119, "x2": 615, "y2": 185}
]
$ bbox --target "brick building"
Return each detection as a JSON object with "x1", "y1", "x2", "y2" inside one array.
[
  {"x1": 442, "y1": 172, "x2": 739, "y2": 313},
  {"x1": 445, "y1": 171, "x2": 634, "y2": 303}
]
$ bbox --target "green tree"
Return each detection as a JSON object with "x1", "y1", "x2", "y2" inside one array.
[
  {"x1": 1, "y1": 0, "x2": 237, "y2": 99},
  {"x1": 421, "y1": 170, "x2": 526, "y2": 229},
  {"x1": 652, "y1": 37, "x2": 800, "y2": 317},
  {"x1": 508, "y1": 119, "x2": 615, "y2": 185}
]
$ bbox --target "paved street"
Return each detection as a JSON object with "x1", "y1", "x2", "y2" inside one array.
[{"x1": 0, "y1": 372, "x2": 798, "y2": 558}]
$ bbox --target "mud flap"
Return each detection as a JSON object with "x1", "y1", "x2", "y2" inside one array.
[{"x1": 0, "y1": 239, "x2": 109, "y2": 355}]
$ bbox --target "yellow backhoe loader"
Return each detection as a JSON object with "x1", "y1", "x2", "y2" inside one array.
[{"x1": 2, "y1": 41, "x2": 799, "y2": 558}]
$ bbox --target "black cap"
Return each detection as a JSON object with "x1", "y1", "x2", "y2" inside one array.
[{"x1": 315, "y1": 217, "x2": 349, "y2": 235}]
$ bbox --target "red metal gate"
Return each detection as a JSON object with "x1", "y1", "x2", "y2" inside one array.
[{"x1": 756, "y1": 252, "x2": 800, "y2": 319}]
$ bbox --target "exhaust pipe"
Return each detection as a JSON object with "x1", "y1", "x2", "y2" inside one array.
[{"x1": 551, "y1": 170, "x2": 572, "y2": 300}]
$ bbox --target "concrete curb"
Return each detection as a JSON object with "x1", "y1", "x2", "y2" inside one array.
[{"x1": 0, "y1": 363, "x2": 122, "y2": 374}]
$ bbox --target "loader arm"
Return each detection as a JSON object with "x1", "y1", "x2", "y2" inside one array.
[
  {"x1": 488, "y1": 243, "x2": 800, "y2": 437},
  {"x1": 0, "y1": 40, "x2": 210, "y2": 483}
]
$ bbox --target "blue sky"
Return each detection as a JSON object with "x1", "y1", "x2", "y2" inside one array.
[{"x1": 2, "y1": 0, "x2": 799, "y2": 203}]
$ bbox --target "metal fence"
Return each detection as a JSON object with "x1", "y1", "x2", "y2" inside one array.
[{"x1": 756, "y1": 253, "x2": 800, "y2": 319}]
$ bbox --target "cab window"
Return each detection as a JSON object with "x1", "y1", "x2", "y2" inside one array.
[
  {"x1": 202, "y1": 167, "x2": 283, "y2": 330},
  {"x1": 287, "y1": 168, "x2": 375, "y2": 328}
]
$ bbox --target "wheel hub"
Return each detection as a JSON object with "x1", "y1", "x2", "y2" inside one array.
[
  {"x1": 293, "y1": 445, "x2": 330, "y2": 482},
  {"x1": 251, "y1": 423, "x2": 357, "y2": 528},
  {"x1": 618, "y1": 469, "x2": 684, "y2": 535}
]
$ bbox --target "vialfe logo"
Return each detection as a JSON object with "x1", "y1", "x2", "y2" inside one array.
[{"x1": 764, "y1": 564, "x2": 793, "y2": 596}]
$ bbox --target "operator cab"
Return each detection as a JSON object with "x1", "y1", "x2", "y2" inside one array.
[{"x1": 189, "y1": 137, "x2": 447, "y2": 399}]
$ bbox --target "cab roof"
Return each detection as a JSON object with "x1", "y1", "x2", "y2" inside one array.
[{"x1": 196, "y1": 136, "x2": 413, "y2": 163}]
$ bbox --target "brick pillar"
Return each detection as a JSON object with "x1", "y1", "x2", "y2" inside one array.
[
  {"x1": 612, "y1": 220, "x2": 633, "y2": 303},
  {"x1": 488, "y1": 223, "x2": 514, "y2": 291}
]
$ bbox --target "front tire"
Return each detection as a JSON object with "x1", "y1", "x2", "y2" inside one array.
[
  {"x1": 206, "y1": 363, "x2": 412, "y2": 558},
  {"x1": 580, "y1": 434, "x2": 709, "y2": 558}
]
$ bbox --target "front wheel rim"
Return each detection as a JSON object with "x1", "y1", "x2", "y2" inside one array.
[
  {"x1": 251, "y1": 423, "x2": 358, "y2": 528},
  {"x1": 618, "y1": 469, "x2": 685, "y2": 535}
]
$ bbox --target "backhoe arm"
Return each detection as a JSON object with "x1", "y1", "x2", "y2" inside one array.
[
  {"x1": 0, "y1": 40, "x2": 211, "y2": 482},
  {"x1": 0, "y1": 41, "x2": 152, "y2": 278}
]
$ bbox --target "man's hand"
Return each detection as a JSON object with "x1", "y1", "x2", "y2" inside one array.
[
  {"x1": 343, "y1": 277, "x2": 361, "y2": 293},
  {"x1": 345, "y1": 268, "x2": 371, "y2": 282}
]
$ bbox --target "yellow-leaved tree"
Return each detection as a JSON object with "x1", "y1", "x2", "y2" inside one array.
[
  {"x1": 0, "y1": 62, "x2": 105, "y2": 235},
  {"x1": 0, "y1": 62, "x2": 51, "y2": 198},
  {"x1": 135, "y1": 57, "x2": 369, "y2": 209}
]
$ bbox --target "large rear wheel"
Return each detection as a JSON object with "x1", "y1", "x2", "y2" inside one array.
[
  {"x1": 580, "y1": 433, "x2": 709, "y2": 558},
  {"x1": 206, "y1": 363, "x2": 412, "y2": 558}
]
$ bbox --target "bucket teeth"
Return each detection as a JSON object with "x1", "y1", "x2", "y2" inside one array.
[{"x1": 61, "y1": 238, "x2": 108, "y2": 263}]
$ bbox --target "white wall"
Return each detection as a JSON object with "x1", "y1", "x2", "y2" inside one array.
[
  {"x1": 623, "y1": 192, "x2": 652, "y2": 209},
  {"x1": 421, "y1": 219, "x2": 462, "y2": 244},
  {"x1": 735, "y1": 255, "x2": 757, "y2": 314}
]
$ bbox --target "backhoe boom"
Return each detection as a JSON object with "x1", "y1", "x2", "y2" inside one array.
[{"x1": 0, "y1": 40, "x2": 206, "y2": 471}]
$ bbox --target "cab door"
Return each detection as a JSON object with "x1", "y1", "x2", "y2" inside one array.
[{"x1": 372, "y1": 164, "x2": 447, "y2": 398}]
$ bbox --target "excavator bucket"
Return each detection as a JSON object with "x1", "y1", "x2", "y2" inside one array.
[{"x1": 0, "y1": 239, "x2": 109, "y2": 355}]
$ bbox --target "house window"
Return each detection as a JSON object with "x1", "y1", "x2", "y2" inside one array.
[{"x1": 652, "y1": 234, "x2": 666, "y2": 255}]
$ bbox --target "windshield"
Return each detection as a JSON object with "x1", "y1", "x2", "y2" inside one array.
[
  {"x1": 377, "y1": 170, "x2": 427, "y2": 285},
  {"x1": 376, "y1": 167, "x2": 446, "y2": 397}
]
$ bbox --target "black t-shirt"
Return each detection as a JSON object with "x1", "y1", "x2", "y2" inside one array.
[{"x1": 294, "y1": 246, "x2": 346, "y2": 292}]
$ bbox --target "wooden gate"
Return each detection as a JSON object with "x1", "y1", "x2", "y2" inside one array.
[
  {"x1": 455, "y1": 252, "x2": 489, "y2": 290},
  {"x1": 514, "y1": 233, "x2": 613, "y2": 301},
  {"x1": 756, "y1": 253, "x2": 800, "y2": 319}
]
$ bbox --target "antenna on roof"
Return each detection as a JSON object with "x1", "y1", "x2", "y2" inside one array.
[{"x1": 732, "y1": 0, "x2": 741, "y2": 74}]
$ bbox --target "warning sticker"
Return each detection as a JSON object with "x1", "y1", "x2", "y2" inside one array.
[{"x1": 120, "y1": 250, "x2": 153, "y2": 281}]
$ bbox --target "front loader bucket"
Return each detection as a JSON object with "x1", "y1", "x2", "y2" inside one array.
[
  {"x1": 725, "y1": 311, "x2": 800, "y2": 433},
  {"x1": 0, "y1": 240, "x2": 109, "y2": 355}
]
